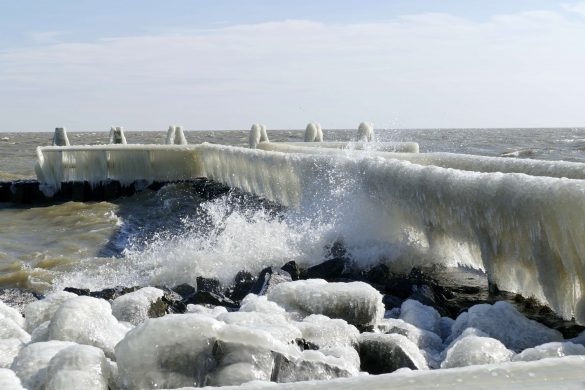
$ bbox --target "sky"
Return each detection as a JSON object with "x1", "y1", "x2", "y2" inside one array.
[{"x1": 1, "y1": 0, "x2": 585, "y2": 131}]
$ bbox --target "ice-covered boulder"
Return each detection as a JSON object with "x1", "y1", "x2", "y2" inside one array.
[
  {"x1": 0, "y1": 314, "x2": 30, "y2": 343},
  {"x1": 440, "y1": 335, "x2": 514, "y2": 368},
  {"x1": 295, "y1": 314, "x2": 360, "y2": 349},
  {"x1": 11, "y1": 340, "x2": 77, "y2": 390},
  {"x1": 0, "y1": 368, "x2": 25, "y2": 390},
  {"x1": 239, "y1": 294, "x2": 287, "y2": 316},
  {"x1": 111, "y1": 287, "x2": 165, "y2": 326},
  {"x1": 438, "y1": 316, "x2": 455, "y2": 341},
  {"x1": 44, "y1": 345, "x2": 112, "y2": 390},
  {"x1": 24, "y1": 291, "x2": 77, "y2": 332},
  {"x1": 512, "y1": 342, "x2": 585, "y2": 362},
  {"x1": 267, "y1": 279, "x2": 384, "y2": 327},
  {"x1": 47, "y1": 296, "x2": 131, "y2": 358},
  {"x1": 217, "y1": 311, "x2": 302, "y2": 344},
  {"x1": 0, "y1": 300, "x2": 24, "y2": 328},
  {"x1": 186, "y1": 304, "x2": 228, "y2": 318},
  {"x1": 358, "y1": 332, "x2": 428, "y2": 374},
  {"x1": 377, "y1": 318, "x2": 443, "y2": 353},
  {"x1": 448, "y1": 301, "x2": 563, "y2": 351},
  {"x1": 399, "y1": 299, "x2": 441, "y2": 335},
  {"x1": 320, "y1": 346, "x2": 361, "y2": 373},
  {"x1": 30, "y1": 321, "x2": 50, "y2": 342},
  {"x1": 0, "y1": 339, "x2": 23, "y2": 368}
]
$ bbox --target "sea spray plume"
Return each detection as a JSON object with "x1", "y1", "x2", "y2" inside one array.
[
  {"x1": 249, "y1": 123, "x2": 269, "y2": 148},
  {"x1": 165, "y1": 126, "x2": 176, "y2": 145},
  {"x1": 52, "y1": 128, "x2": 70, "y2": 146},
  {"x1": 109, "y1": 126, "x2": 127, "y2": 144},
  {"x1": 356, "y1": 122, "x2": 374, "y2": 142}
]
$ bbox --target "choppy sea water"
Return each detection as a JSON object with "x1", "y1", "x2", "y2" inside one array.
[{"x1": 1, "y1": 128, "x2": 584, "y2": 293}]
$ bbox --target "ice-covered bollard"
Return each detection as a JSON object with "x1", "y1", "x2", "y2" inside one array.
[
  {"x1": 304, "y1": 122, "x2": 323, "y2": 142},
  {"x1": 174, "y1": 125, "x2": 188, "y2": 145},
  {"x1": 248, "y1": 123, "x2": 270, "y2": 148},
  {"x1": 165, "y1": 126, "x2": 175, "y2": 144},
  {"x1": 52, "y1": 128, "x2": 70, "y2": 146},
  {"x1": 108, "y1": 126, "x2": 127, "y2": 144},
  {"x1": 356, "y1": 122, "x2": 374, "y2": 142}
]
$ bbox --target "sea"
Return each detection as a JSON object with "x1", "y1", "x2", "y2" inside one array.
[{"x1": 1, "y1": 127, "x2": 585, "y2": 294}]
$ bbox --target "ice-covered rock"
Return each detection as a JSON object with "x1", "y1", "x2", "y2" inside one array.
[
  {"x1": 0, "y1": 300, "x2": 24, "y2": 328},
  {"x1": 24, "y1": 291, "x2": 77, "y2": 332},
  {"x1": 239, "y1": 294, "x2": 287, "y2": 316},
  {"x1": 30, "y1": 321, "x2": 50, "y2": 342},
  {"x1": 399, "y1": 299, "x2": 441, "y2": 335},
  {"x1": 358, "y1": 332, "x2": 428, "y2": 374},
  {"x1": 0, "y1": 314, "x2": 30, "y2": 343},
  {"x1": 186, "y1": 304, "x2": 228, "y2": 318},
  {"x1": 250, "y1": 267, "x2": 292, "y2": 295},
  {"x1": 438, "y1": 316, "x2": 455, "y2": 341},
  {"x1": 272, "y1": 349, "x2": 354, "y2": 383},
  {"x1": 448, "y1": 301, "x2": 563, "y2": 351},
  {"x1": 377, "y1": 318, "x2": 443, "y2": 353},
  {"x1": 217, "y1": 311, "x2": 302, "y2": 344},
  {"x1": 111, "y1": 287, "x2": 165, "y2": 326},
  {"x1": 0, "y1": 368, "x2": 25, "y2": 390},
  {"x1": 47, "y1": 296, "x2": 131, "y2": 358},
  {"x1": 0, "y1": 339, "x2": 23, "y2": 368},
  {"x1": 440, "y1": 335, "x2": 514, "y2": 368},
  {"x1": 11, "y1": 340, "x2": 77, "y2": 390},
  {"x1": 512, "y1": 342, "x2": 585, "y2": 362},
  {"x1": 267, "y1": 279, "x2": 384, "y2": 327},
  {"x1": 44, "y1": 345, "x2": 111, "y2": 390},
  {"x1": 295, "y1": 314, "x2": 359, "y2": 349}
]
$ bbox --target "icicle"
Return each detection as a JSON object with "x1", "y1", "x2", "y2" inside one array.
[
  {"x1": 52, "y1": 128, "x2": 70, "y2": 146},
  {"x1": 109, "y1": 126, "x2": 127, "y2": 144},
  {"x1": 356, "y1": 122, "x2": 374, "y2": 142},
  {"x1": 174, "y1": 126, "x2": 188, "y2": 145}
]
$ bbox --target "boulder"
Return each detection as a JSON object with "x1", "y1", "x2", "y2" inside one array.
[
  {"x1": 24, "y1": 291, "x2": 77, "y2": 332},
  {"x1": 111, "y1": 287, "x2": 166, "y2": 326},
  {"x1": 250, "y1": 267, "x2": 292, "y2": 295},
  {"x1": 399, "y1": 299, "x2": 441, "y2": 335},
  {"x1": 0, "y1": 339, "x2": 23, "y2": 369},
  {"x1": 512, "y1": 342, "x2": 585, "y2": 362},
  {"x1": 0, "y1": 368, "x2": 25, "y2": 390},
  {"x1": 440, "y1": 335, "x2": 514, "y2": 368},
  {"x1": 306, "y1": 258, "x2": 347, "y2": 280},
  {"x1": 358, "y1": 333, "x2": 428, "y2": 374}
]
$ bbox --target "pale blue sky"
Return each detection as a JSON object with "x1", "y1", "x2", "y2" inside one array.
[{"x1": 1, "y1": 0, "x2": 585, "y2": 131}]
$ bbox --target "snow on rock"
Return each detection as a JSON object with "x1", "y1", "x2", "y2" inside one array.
[
  {"x1": 267, "y1": 279, "x2": 384, "y2": 327},
  {"x1": 512, "y1": 342, "x2": 585, "y2": 362},
  {"x1": 217, "y1": 311, "x2": 302, "y2": 344},
  {"x1": 440, "y1": 335, "x2": 514, "y2": 368},
  {"x1": 377, "y1": 318, "x2": 443, "y2": 353},
  {"x1": 186, "y1": 304, "x2": 228, "y2": 318},
  {"x1": 358, "y1": 332, "x2": 428, "y2": 374},
  {"x1": 111, "y1": 287, "x2": 165, "y2": 326},
  {"x1": 47, "y1": 296, "x2": 131, "y2": 358},
  {"x1": 295, "y1": 314, "x2": 360, "y2": 349},
  {"x1": 11, "y1": 340, "x2": 77, "y2": 390},
  {"x1": 448, "y1": 302, "x2": 563, "y2": 351},
  {"x1": 24, "y1": 291, "x2": 77, "y2": 332},
  {"x1": 0, "y1": 300, "x2": 24, "y2": 328},
  {"x1": 44, "y1": 344, "x2": 112, "y2": 390},
  {"x1": 399, "y1": 299, "x2": 441, "y2": 335},
  {"x1": 0, "y1": 314, "x2": 30, "y2": 343},
  {"x1": 0, "y1": 339, "x2": 23, "y2": 368},
  {"x1": 0, "y1": 368, "x2": 25, "y2": 390}
]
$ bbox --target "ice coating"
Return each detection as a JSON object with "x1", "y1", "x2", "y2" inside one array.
[
  {"x1": 304, "y1": 122, "x2": 323, "y2": 142},
  {"x1": 266, "y1": 279, "x2": 385, "y2": 327},
  {"x1": 166, "y1": 125, "x2": 176, "y2": 144},
  {"x1": 111, "y1": 286, "x2": 165, "y2": 325},
  {"x1": 359, "y1": 332, "x2": 429, "y2": 371},
  {"x1": 399, "y1": 300, "x2": 441, "y2": 335},
  {"x1": 24, "y1": 291, "x2": 77, "y2": 332},
  {"x1": 44, "y1": 345, "x2": 111, "y2": 390},
  {"x1": 174, "y1": 126, "x2": 188, "y2": 145},
  {"x1": 440, "y1": 335, "x2": 514, "y2": 368},
  {"x1": 248, "y1": 123, "x2": 269, "y2": 149},
  {"x1": 356, "y1": 122, "x2": 374, "y2": 142},
  {"x1": 52, "y1": 128, "x2": 70, "y2": 146},
  {"x1": 512, "y1": 342, "x2": 585, "y2": 362},
  {"x1": 295, "y1": 314, "x2": 360, "y2": 349},
  {"x1": 0, "y1": 315, "x2": 30, "y2": 343},
  {"x1": 377, "y1": 318, "x2": 443, "y2": 353},
  {"x1": 108, "y1": 126, "x2": 127, "y2": 144},
  {"x1": 0, "y1": 368, "x2": 25, "y2": 390},
  {"x1": 0, "y1": 301, "x2": 24, "y2": 328},
  {"x1": 0, "y1": 339, "x2": 24, "y2": 368},
  {"x1": 282, "y1": 141, "x2": 420, "y2": 153}
]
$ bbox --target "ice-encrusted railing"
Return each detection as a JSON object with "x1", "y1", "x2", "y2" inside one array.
[{"x1": 198, "y1": 143, "x2": 585, "y2": 324}]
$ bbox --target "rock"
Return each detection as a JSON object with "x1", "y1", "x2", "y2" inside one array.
[
  {"x1": 295, "y1": 314, "x2": 360, "y2": 349},
  {"x1": 440, "y1": 335, "x2": 514, "y2": 368},
  {"x1": 306, "y1": 258, "x2": 347, "y2": 280},
  {"x1": 250, "y1": 267, "x2": 292, "y2": 295},
  {"x1": 89, "y1": 286, "x2": 140, "y2": 301},
  {"x1": 0, "y1": 339, "x2": 24, "y2": 368},
  {"x1": 365, "y1": 264, "x2": 390, "y2": 285},
  {"x1": 226, "y1": 271, "x2": 257, "y2": 302},
  {"x1": 271, "y1": 350, "x2": 354, "y2": 383},
  {"x1": 0, "y1": 368, "x2": 25, "y2": 390},
  {"x1": 281, "y1": 261, "x2": 302, "y2": 281},
  {"x1": 267, "y1": 279, "x2": 384, "y2": 327},
  {"x1": 47, "y1": 296, "x2": 131, "y2": 358},
  {"x1": 44, "y1": 345, "x2": 112, "y2": 390},
  {"x1": 377, "y1": 318, "x2": 443, "y2": 353},
  {"x1": 358, "y1": 333, "x2": 428, "y2": 374},
  {"x1": 24, "y1": 291, "x2": 77, "y2": 332},
  {"x1": 512, "y1": 342, "x2": 585, "y2": 362},
  {"x1": 438, "y1": 316, "x2": 455, "y2": 341},
  {"x1": 172, "y1": 283, "x2": 197, "y2": 299},
  {"x1": 217, "y1": 311, "x2": 302, "y2": 344},
  {"x1": 325, "y1": 240, "x2": 347, "y2": 259},
  {"x1": 186, "y1": 305, "x2": 229, "y2": 318},
  {"x1": 63, "y1": 287, "x2": 90, "y2": 296},
  {"x1": 207, "y1": 341, "x2": 274, "y2": 386},
  {"x1": 111, "y1": 287, "x2": 166, "y2": 326},
  {"x1": 385, "y1": 276, "x2": 416, "y2": 300},
  {"x1": 185, "y1": 291, "x2": 239, "y2": 309},
  {"x1": 399, "y1": 299, "x2": 441, "y2": 335},
  {"x1": 382, "y1": 295, "x2": 403, "y2": 310},
  {"x1": 11, "y1": 340, "x2": 77, "y2": 390},
  {"x1": 239, "y1": 294, "x2": 287, "y2": 315},
  {"x1": 196, "y1": 277, "x2": 222, "y2": 294},
  {"x1": 448, "y1": 301, "x2": 563, "y2": 352}
]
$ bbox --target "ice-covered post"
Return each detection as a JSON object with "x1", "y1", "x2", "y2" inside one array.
[
  {"x1": 356, "y1": 122, "x2": 374, "y2": 142},
  {"x1": 165, "y1": 125, "x2": 176, "y2": 144},
  {"x1": 304, "y1": 122, "x2": 323, "y2": 142},
  {"x1": 174, "y1": 126, "x2": 188, "y2": 145},
  {"x1": 109, "y1": 126, "x2": 127, "y2": 144},
  {"x1": 52, "y1": 127, "x2": 70, "y2": 146},
  {"x1": 249, "y1": 123, "x2": 269, "y2": 149}
]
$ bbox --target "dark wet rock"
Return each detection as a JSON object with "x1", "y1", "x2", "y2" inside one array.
[
  {"x1": 271, "y1": 352, "x2": 352, "y2": 383},
  {"x1": 382, "y1": 295, "x2": 403, "y2": 310},
  {"x1": 306, "y1": 258, "x2": 348, "y2": 280},
  {"x1": 172, "y1": 283, "x2": 197, "y2": 299},
  {"x1": 192, "y1": 178, "x2": 231, "y2": 200},
  {"x1": 325, "y1": 240, "x2": 348, "y2": 259},
  {"x1": 185, "y1": 291, "x2": 239, "y2": 309},
  {"x1": 295, "y1": 338, "x2": 320, "y2": 351},
  {"x1": 250, "y1": 267, "x2": 292, "y2": 295},
  {"x1": 0, "y1": 288, "x2": 42, "y2": 313},
  {"x1": 197, "y1": 276, "x2": 222, "y2": 294},
  {"x1": 64, "y1": 287, "x2": 90, "y2": 296},
  {"x1": 225, "y1": 271, "x2": 257, "y2": 302},
  {"x1": 385, "y1": 276, "x2": 417, "y2": 300},
  {"x1": 365, "y1": 264, "x2": 390, "y2": 285},
  {"x1": 160, "y1": 289, "x2": 187, "y2": 314},
  {"x1": 359, "y1": 333, "x2": 427, "y2": 374},
  {"x1": 281, "y1": 261, "x2": 302, "y2": 281},
  {"x1": 89, "y1": 286, "x2": 140, "y2": 301}
]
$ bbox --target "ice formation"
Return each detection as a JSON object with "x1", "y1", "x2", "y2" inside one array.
[
  {"x1": 512, "y1": 341, "x2": 585, "y2": 362},
  {"x1": 0, "y1": 368, "x2": 25, "y2": 390},
  {"x1": 248, "y1": 123, "x2": 269, "y2": 149},
  {"x1": 399, "y1": 299, "x2": 441, "y2": 335},
  {"x1": 266, "y1": 279, "x2": 385, "y2": 327},
  {"x1": 359, "y1": 332, "x2": 429, "y2": 373},
  {"x1": 24, "y1": 291, "x2": 77, "y2": 332},
  {"x1": 356, "y1": 122, "x2": 374, "y2": 142},
  {"x1": 0, "y1": 315, "x2": 30, "y2": 343},
  {"x1": 377, "y1": 318, "x2": 443, "y2": 353},
  {"x1": 304, "y1": 122, "x2": 323, "y2": 142},
  {"x1": 0, "y1": 301, "x2": 25, "y2": 328},
  {"x1": 166, "y1": 125, "x2": 188, "y2": 145},
  {"x1": 52, "y1": 128, "x2": 70, "y2": 146},
  {"x1": 108, "y1": 126, "x2": 127, "y2": 144},
  {"x1": 440, "y1": 335, "x2": 514, "y2": 368},
  {"x1": 111, "y1": 287, "x2": 165, "y2": 325},
  {"x1": 0, "y1": 339, "x2": 23, "y2": 368},
  {"x1": 44, "y1": 344, "x2": 111, "y2": 390},
  {"x1": 295, "y1": 314, "x2": 360, "y2": 349},
  {"x1": 282, "y1": 141, "x2": 420, "y2": 153}
]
